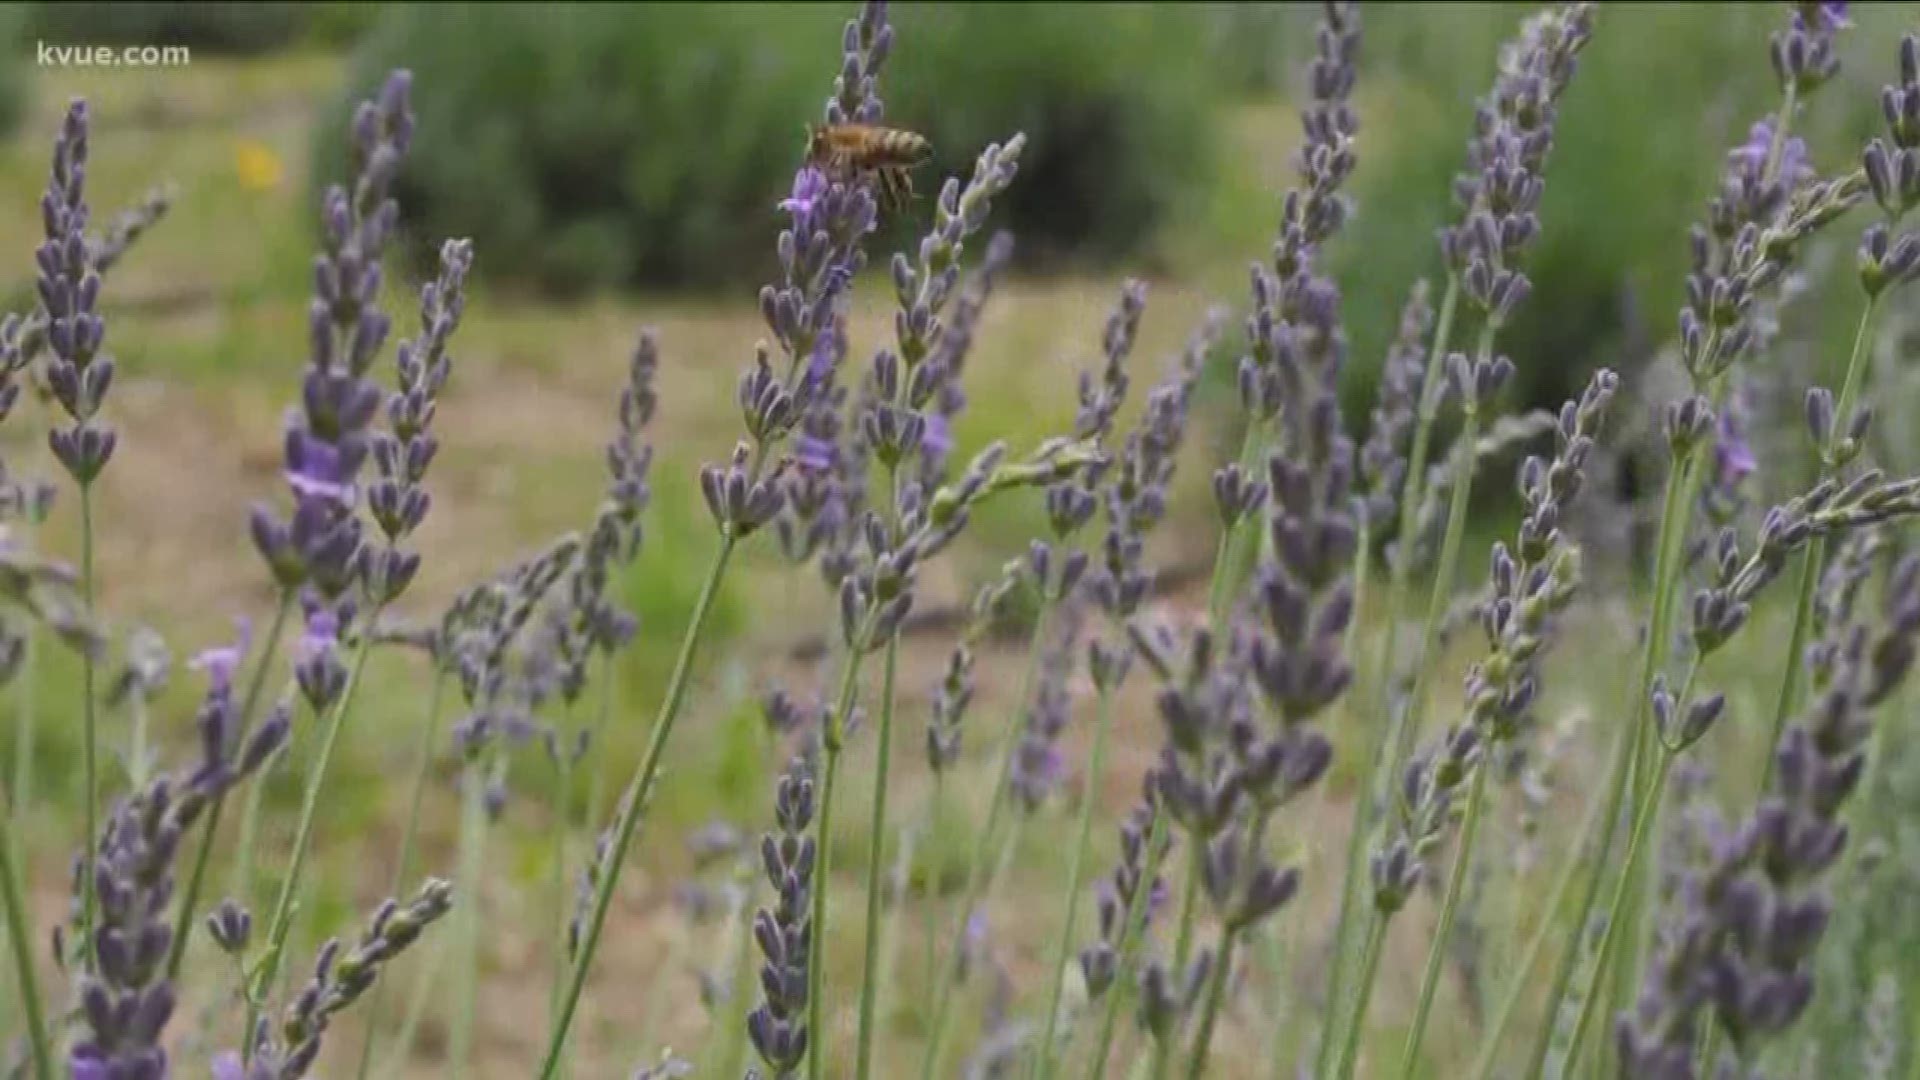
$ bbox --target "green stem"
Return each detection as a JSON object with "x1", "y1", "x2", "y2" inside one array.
[
  {"x1": 2, "y1": 645, "x2": 35, "y2": 1080},
  {"x1": 1206, "y1": 526, "x2": 1237, "y2": 633},
  {"x1": 1762, "y1": 82, "x2": 1799, "y2": 181},
  {"x1": 128, "y1": 694, "x2": 149, "y2": 789},
  {"x1": 1263, "y1": 918, "x2": 1295, "y2": 1080},
  {"x1": 875, "y1": 825, "x2": 914, "y2": 1052},
  {"x1": 1695, "y1": 1019, "x2": 1721, "y2": 1079},
  {"x1": 1087, "y1": 806, "x2": 1170, "y2": 1080},
  {"x1": 584, "y1": 651, "x2": 617, "y2": 849},
  {"x1": 449, "y1": 756, "x2": 492, "y2": 1078},
  {"x1": 1388, "y1": 326, "x2": 1494, "y2": 775},
  {"x1": 854, "y1": 633, "x2": 903, "y2": 1080},
  {"x1": 538, "y1": 533, "x2": 738, "y2": 1079},
  {"x1": 352, "y1": 666, "x2": 448, "y2": 1080},
  {"x1": 1331, "y1": 915, "x2": 1388, "y2": 1080},
  {"x1": 1762, "y1": 295, "x2": 1883, "y2": 796},
  {"x1": 78, "y1": 481, "x2": 97, "y2": 970},
  {"x1": 1397, "y1": 758, "x2": 1492, "y2": 1079},
  {"x1": 169, "y1": 588, "x2": 295, "y2": 980},
  {"x1": 806, "y1": 607, "x2": 879, "y2": 1076},
  {"x1": 1184, "y1": 925, "x2": 1239, "y2": 1080},
  {"x1": 921, "y1": 591, "x2": 1062, "y2": 1080},
  {"x1": 227, "y1": 740, "x2": 275, "y2": 908},
  {"x1": 10, "y1": 632, "x2": 35, "y2": 821},
  {"x1": 924, "y1": 769, "x2": 944, "y2": 1005},
  {"x1": 1561, "y1": 744, "x2": 1678, "y2": 1070},
  {"x1": 1346, "y1": 518, "x2": 1372, "y2": 661},
  {"x1": 1318, "y1": 274, "x2": 1460, "y2": 1079},
  {"x1": 1149, "y1": 840, "x2": 1208, "y2": 1080},
  {"x1": 1469, "y1": 729, "x2": 1619, "y2": 1080},
  {"x1": 550, "y1": 709, "x2": 577, "y2": 1037},
  {"x1": 0, "y1": 780, "x2": 52, "y2": 1080},
  {"x1": 807, "y1": 611, "x2": 878, "y2": 1080},
  {"x1": 245, "y1": 608, "x2": 384, "y2": 1062},
  {"x1": 1036, "y1": 682, "x2": 1120, "y2": 1080},
  {"x1": 1210, "y1": 420, "x2": 1271, "y2": 633}
]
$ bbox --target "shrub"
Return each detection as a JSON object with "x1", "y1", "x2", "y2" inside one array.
[
  {"x1": 0, "y1": 8, "x2": 30, "y2": 140},
  {"x1": 28, "y1": 2, "x2": 310, "y2": 55},
  {"x1": 333, "y1": 2, "x2": 1220, "y2": 294},
  {"x1": 882, "y1": 3, "x2": 1216, "y2": 267},
  {"x1": 1333, "y1": 2, "x2": 1902, "y2": 420}
]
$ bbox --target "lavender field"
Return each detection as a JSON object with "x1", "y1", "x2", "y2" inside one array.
[{"x1": 5, "y1": 3, "x2": 1920, "y2": 1078}]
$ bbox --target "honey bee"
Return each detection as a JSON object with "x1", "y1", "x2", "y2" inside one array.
[{"x1": 805, "y1": 123, "x2": 934, "y2": 209}]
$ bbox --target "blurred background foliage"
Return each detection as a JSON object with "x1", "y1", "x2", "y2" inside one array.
[
  {"x1": 4, "y1": 5, "x2": 1920, "y2": 1073},
  {"x1": 11, "y1": 0, "x2": 1909, "y2": 422},
  {"x1": 328, "y1": 2, "x2": 1220, "y2": 294},
  {"x1": 0, "y1": 0, "x2": 1905, "y2": 527}
]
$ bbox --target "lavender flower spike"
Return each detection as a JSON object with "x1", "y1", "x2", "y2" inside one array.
[
  {"x1": 241, "y1": 878, "x2": 454, "y2": 1079},
  {"x1": 69, "y1": 647, "x2": 290, "y2": 1079},
  {"x1": 366, "y1": 238, "x2": 474, "y2": 605},
  {"x1": 550, "y1": 331, "x2": 660, "y2": 710},
  {"x1": 748, "y1": 756, "x2": 816, "y2": 1079},
  {"x1": 1359, "y1": 280, "x2": 1435, "y2": 530},
  {"x1": 248, "y1": 70, "x2": 415, "y2": 610},
  {"x1": 40, "y1": 99, "x2": 117, "y2": 485}
]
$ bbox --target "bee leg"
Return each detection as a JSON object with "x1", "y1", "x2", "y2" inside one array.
[{"x1": 888, "y1": 167, "x2": 917, "y2": 210}]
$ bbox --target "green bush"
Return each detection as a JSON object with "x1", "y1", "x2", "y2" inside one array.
[
  {"x1": 29, "y1": 2, "x2": 309, "y2": 55},
  {"x1": 0, "y1": 7, "x2": 25, "y2": 140},
  {"x1": 333, "y1": 2, "x2": 1221, "y2": 294},
  {"x1": 1331, "y1": 2, "x2": 1898, "y2": 419},
  {"x1": 883, "y1": 3, "x2": 1216, "y2": 267}
]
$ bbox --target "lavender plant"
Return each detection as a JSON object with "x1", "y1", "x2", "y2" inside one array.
[
  {"x1": 1210, "y1": 0, "x2": 1359, "y2": 632},
  {"x1": 547, "y1": 10, "x2": 1085, "y2": 1077},
  {"x1": 1334, "y1": 368, "x2": 1618, "y2": 1079},
  {"x1": 1322, "y1": 8, "x2": 1594, "y2": 1064},
  {"x1": 239, "y1": 73, "x2": 425, "y2": 1057},
  {"x1": 542, "y1": 3, "x2": 896, "y2": 1061},
  {"x1": 0, "y1": 96, "x2": 174, "y2": 1080},
  {"x1": 347, "y1": 236, "x2": 473, "y2": 1080},
  {"x1": 917, "y1": 276, "x2": 1141, "y2": 1078},
  {"x1": 1619, "y1": 548, "x2": 1920, "y2": 1078},
  {"x1": 1556, "y1": 461, "x2": 1920, "y2": 1071},
  {"x1": 37, "y1": 97, "x2": 118, "y2": 969},
  {"x1": 843, "y1": 120, "x2": 1034, "y2": 1080},
  {"x1": 221, "y1": 878, "x2": 453, "y2": 1079},
  {"x1": 1033, "y1": 315, "x2": 1212, "y2": 1080},
  {"x1": 67, "y1": 634, "x2": 291, "y2": 1080},
  {"x1": 1763, "y1": 27, "x2": 1920, "y2": 802},
  {"x1": 446, "y1": 533, "x2": 579, "y2": 1071},
  {"x1": 1079, "y1": 782, "x2": 1171, "y2": 1079},
  {"x1": 11, "y1": 4, "x2": 1920, "y2": 1079}
]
